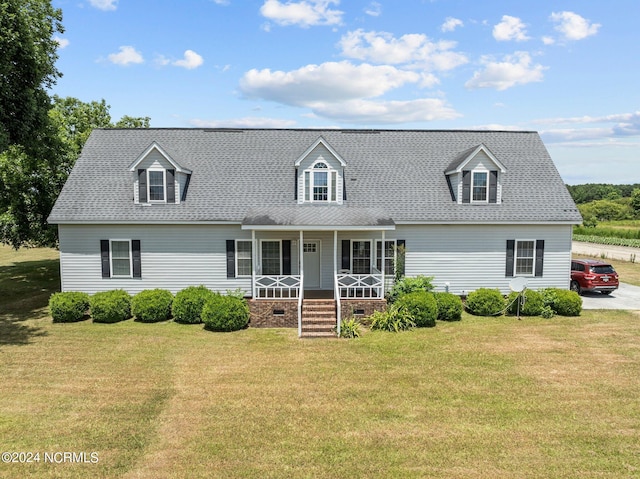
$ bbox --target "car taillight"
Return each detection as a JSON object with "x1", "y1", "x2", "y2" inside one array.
[{"x1": 584, "y1": 275, "x2": 596, "y2": 280}]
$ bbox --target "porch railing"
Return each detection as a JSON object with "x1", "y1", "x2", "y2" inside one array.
[
  {"x1": 254, "y1": 275, "x2": 301, "y2": 298},
  {"x1": 337, "y1": 269, "x2": 383, "y2": 298}
]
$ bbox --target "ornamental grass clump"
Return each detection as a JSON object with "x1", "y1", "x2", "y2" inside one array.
[
  {"x1": 369, "y1": 306, "x2": 416, "y2": 332},
  {"x1": 49, "y1": 292, "x2": 90, "y2": 323},
  {"x1": 395, "y1": 291, "x2": 437, "y2": 327},
  {"x1": 465, "y1": 288, "x2": 505, "y2": 316},
  {"x1": 172, "y1": 285, "x2": 217, "y2": 324},
  {"x1": 90, "y1": 290, "x2": 132, "y2": 323},
  {"x1": 131, "y1": 289, "x2": 173, "y2": 323},
  {"x1": 339, "y1": 317, "x2": 362, "y2": 338},
  {"x1": 433, "y1": 292, "x2": 463, "y2": 321},
  {"x1": 202, "y1": 294, "x2": 249, "y2": 332}
]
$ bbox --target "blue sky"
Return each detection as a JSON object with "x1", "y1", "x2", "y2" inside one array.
[{"x1": 50, "y1": 0, "x2": 639, "y2": 185}]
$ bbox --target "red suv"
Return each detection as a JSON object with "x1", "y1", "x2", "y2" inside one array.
[{"x1": 570, "y1": 259, "x2": 619, "y2": 295}]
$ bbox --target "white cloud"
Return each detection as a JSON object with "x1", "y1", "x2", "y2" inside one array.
[
  {"x1": 240, "y1": 61, "x2": 420, "y2": 106},
  {"x1": 310, "y1": 98, "x2": 461, "y2": 123},
  {"x1": 339, "y1": 29, "x2": 468, "y2": 71},
  {"x1": 364, "y1": 2, "x2": 381, "y2": 17},
  {"x1": 260, "y1": 0, "x2": 343, "y2": 27},
  {"x1": 441, "y1": 17, "x2": 463, "y2": 33},
  {"x1": 493, "y1": 15, "x2": 530, "y2": 42},
  {"x1": 465, "y1": 51, "x2": 546, "y2": 91},
  {"x1": 190, "y1": 117, "x2": 297, "y2": 128},
  {"x1": 54, "y1": 36, "x2": 70, "y2": 49},
  {"x1": 211, "y1": 0, "x2": 230, "y2": 5},
  {"x1": 88, "y1": 0, "x2": 117, "y2": 11},
  {"x1": 535, "y1": 112, "x2": 640, "y2": 142},
  {"x1": 173, "y1": 50, "x2": 204, "y2": 69},
  {"x1": 107, "y1": 46, "x2": 144, "y2": 66},
  {"x1": 550, "y1": 11, "x2": 600, "y2": 41},
  {"x1": 542, "y1": 36, "x2": 555, "y2": 45}
]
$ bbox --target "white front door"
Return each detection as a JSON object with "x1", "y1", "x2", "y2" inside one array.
[{"x1": 303, "y1": 241, "x2": 321, "y2": 289}]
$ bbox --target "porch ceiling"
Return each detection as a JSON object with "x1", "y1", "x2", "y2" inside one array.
[{"x1": 241, "y1": 206, "x2": 395, "y2": 231}]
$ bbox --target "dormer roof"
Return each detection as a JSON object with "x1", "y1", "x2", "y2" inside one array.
[
  {"x1": 294, "y1": 136, "x2": 347, "y2": 167},
  {"x1": 445, "y1": 143, "x2": 507, "y2": 175},
  {"x1": 128, "y1": 141, "x2": 192, "y2": 174}
]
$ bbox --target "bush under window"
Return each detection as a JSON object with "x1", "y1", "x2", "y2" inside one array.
[
  {"x1": 506, "y1": 289, "x2": 544, "y2": 316},
  {"x1": 90, "y1": 290, "x2": 132, "y2": 323},
  {"x1": 172, "y1": 285, "x2": 217, "y2": 324},
  {"x1": 465, "y1": 288, "x2": 505, "y2": 316},
  {"x1": 131, "y1": 289, "x2": 173, "y2": 323},
  {"x1": 202, "y1": 294, "x2": 249, "y2": 332},
  {"x1": 542, "y1": 288, "x2": 582, "y2": 316},
  {"x1": 395, "y1": 291, "x2": 437, "y2": 327},
  {"x1": 434, "y1": 292, "x2": 463, "y2": 321}
]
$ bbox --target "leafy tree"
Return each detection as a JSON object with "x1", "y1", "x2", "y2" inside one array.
[
  {"x1": 631, "y1": 188, "x2": 640, "y2": 215},
  {"x1": 0, "y1": 0, "x2": 63, "y2": 153}
]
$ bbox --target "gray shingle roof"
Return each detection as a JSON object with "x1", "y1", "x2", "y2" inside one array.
[{"x1": 47, "y1": 128, "x2": 582, "y2": 225}]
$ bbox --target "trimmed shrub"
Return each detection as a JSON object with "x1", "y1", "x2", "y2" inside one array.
[
  {"x1": 49, "y1": 292, "x2": 90, "y2": 323},
  {"x1": 395, "y1": 291, "x2": 437, "y2": 327},
  {"x1": 506, "y1": 289, "x2": 544, "y2": 316},
  {"x1": 339, "y1": 317, "x2": 362, "y2": 338},
  {"x1": 90, "y1": 290, "x2": 131, "y2": 323},
  {"x1": 202, "y1": 294, "x2": 249, "y2": 332},
  {"x1": 542, "y1": 288, "x2": 582, "y2": 316},
  {"x1": 369, "y1": 306, "x2": 416, "y2": 332},
  {"x1": 465, "y1": 288, "x2": 505, "y2": 316},
  {"x1": 434, "y1": 292, "x2": 463, "y2": 321},
  {"x1": 131, "y1": 289, "x2": 173, "y2": 323},
  {"x1": 387, "y1": 275, "x2": 434, "y2": 303},
  {"x1": 172, "y1": 286, "x2": 217, "y2": 324}
]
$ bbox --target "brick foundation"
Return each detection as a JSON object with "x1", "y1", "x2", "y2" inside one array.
[
  {"x1": 248, "y1": 299, "x2": 298, "y2": 328},
  {"x1": 340, "y1": 299, "x2": 387, "y2": 320}
]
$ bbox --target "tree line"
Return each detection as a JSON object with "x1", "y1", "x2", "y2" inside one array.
[
  {"x1": 0, "y1": 0, "x2": 149, "y2": 249},
  {"x1": 566, "y1": 184, "x2": 640, "y2": 224}
]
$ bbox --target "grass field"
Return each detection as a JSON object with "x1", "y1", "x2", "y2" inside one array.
[{"x1": 1, "y1": 246, "x2": 640, "y2": 478}]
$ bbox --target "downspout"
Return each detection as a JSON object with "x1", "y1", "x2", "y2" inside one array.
[
  {"x1": 251, "y1": 230, "x2": 256, "y2": 299},
  {"x1": 334, "y1": 229, "x2": 340, "y2": 336}
]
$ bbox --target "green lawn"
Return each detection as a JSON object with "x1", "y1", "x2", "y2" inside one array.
[{"x1": 2, "y1": 247, "x2": 640, "y2": 478}]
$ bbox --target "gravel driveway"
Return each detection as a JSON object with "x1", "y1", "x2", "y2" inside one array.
[{"x1": 580, "y1": 282, "x2": 640, "y2": 310}]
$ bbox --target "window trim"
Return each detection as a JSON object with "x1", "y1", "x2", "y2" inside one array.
[
  {"x1": 235, "y1": 240, "x2": 253, "y2": 278},
  {"x1": 260, "y1": 239, "x2": 282, "y2": 275},
  {"x1": 304, "y1": 160, "x2": 338, "y2": 203},
  {"x1": 109, "y1": 239, "x2": 133, "y2": 278},
  {"x1": 514, "y1": 239, "x2": 536, "y2": 277},
  {"x1": 147, "y1": 168, "x2": 166, "y2": 203},
  {"x1": 471, "y1": 170, "x2": 489, "y2": 203}
]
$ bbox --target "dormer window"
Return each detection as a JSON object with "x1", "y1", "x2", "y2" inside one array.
[
  {"x1": 304, "y1": 161, "x2": 338, "y2": 202},
  {"x1": 148, "y1": 169, "x2": 166, "y2": 202},
  {"x1": 472, "y1": 171, "x2": 488, "y2": 203}
]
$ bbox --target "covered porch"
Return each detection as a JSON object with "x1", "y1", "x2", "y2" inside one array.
[{"x1": 241, "y1": 206, "x2": 396, "y2": 336}]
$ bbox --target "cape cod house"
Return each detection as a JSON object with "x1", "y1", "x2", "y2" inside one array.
[{"x1": 47, "y1": 128, "x2": 582, "y2": 336}]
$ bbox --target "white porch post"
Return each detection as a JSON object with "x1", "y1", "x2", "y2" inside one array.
[
  {"x1": 251, "y1": 230, "x2": 257, "y2": 299},
  {"x1": 334, "y1": 229, "x2": 340, "y2": 336},
  {"x1": 381, "y1": 230, "x2": 385, "y2": 297},
  {"x1": 298, "y1": 230, "x2": 304, "y2": 337}
]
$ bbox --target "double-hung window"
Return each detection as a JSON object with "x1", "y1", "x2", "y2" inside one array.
[
  {"x1": 111, "y1": 240, "x2": 132, "y2": 277},
  {"x1": 304, "y1": 162, "x2": 337, "y2": 202},
  {"x1": 148, "y1": 170, "x2": 166, "y2": 202},
  {"x1": 352, "y1": 241, "x2": 371, "y2": 274},
  {"x1": 515, "y1": 240, "x2": 535, "y2": 276},
  {"x1": 101, "y1": 239, "x2": 140, "y2": 278},
  {"x1": 376, "y1": 240, "x2": 396, "y2": 274},
  {"x1": 261, "y1": 241, "x2": 281, "y2": 275},
  {"x1": 236, "y1": 240, "x2": 252, "y2": 277},
  {"x1": 472, "y1": 171, "x2": 488, "y2": 202}
]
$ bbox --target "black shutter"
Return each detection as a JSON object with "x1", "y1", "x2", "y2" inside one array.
[
  {"x1": 132, "y1": 240, "x2": 141, "y2": 278},
  {"x1": 294, "y1": 169, "x2": 298, "y2": 200},
  {"x1": 397, "y1": 239, "x2": 406, "y2": 277},
  {"x1": 535, "y1": 240, "x2": 545, "y2": 277},
  {"x1": 282, "y1": 240, "x2": 291, "y2": 275},
  {"x1": 341, "y1": 240, "x2": 350, "y2": 270},
  {"x1": 489, "y1": 171, "x2": 498, "y2": 203},
  {"x1": 226, "y1": 240, "x2": 235, "y2": 278},
  {"x1": 138, "y1": 169, "x2": 147, "y2": 202},
  {"x1": 100, "y1": 240, "x2": 110, "y2": 278},
  {"x1": 505, "y1": 240, "x2": 515, "y2": 277},
  {"x1": 462, "y1": 170, "x2": 471, "y2": 203},
  {"x1": 166, "y1": 169, "x2": 175, "y2": 203}
]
